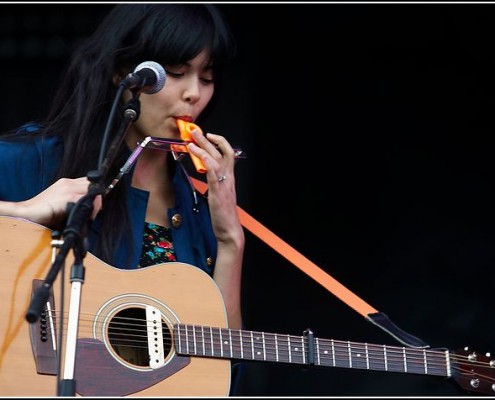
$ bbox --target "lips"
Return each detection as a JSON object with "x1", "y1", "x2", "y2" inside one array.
[{"x1": 175, "y1": 116, "x2": 193, "y2": 122}]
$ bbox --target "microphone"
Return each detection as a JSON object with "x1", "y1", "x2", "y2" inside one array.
[{"x1": 120, "y1": 61, "x2": 166, "y2": 94}]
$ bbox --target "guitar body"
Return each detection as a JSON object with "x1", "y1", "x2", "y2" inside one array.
[{"x1": 0, "y1": 216, "x2": 231, "y2": 396}]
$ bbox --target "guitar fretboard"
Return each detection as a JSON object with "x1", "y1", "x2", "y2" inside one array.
[{"x1": 174, "y1": 324, "x2": 450, "y2": 377}]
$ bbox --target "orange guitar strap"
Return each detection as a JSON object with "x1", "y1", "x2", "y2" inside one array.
[{"x1": 191, "y1": 177, "x2": 429, "y2": 349}]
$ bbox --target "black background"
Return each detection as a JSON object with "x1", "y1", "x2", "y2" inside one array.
[{"x1": 2, "y1": 2, "x2": 495, "y2": 397}]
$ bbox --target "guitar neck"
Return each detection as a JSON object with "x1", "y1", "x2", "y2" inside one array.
[{"x1": 174, "y1": 324, "x2": 450, "y2": 377}]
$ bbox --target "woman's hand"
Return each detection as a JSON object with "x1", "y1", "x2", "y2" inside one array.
[
  {"x1": 186, "y1": 130, "x2": 242, "y2": 243},
  {"x1": 0, "y1": 177, "x2": 102, "y2": 229}
]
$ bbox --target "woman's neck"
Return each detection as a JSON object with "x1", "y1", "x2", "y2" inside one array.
[
  {"x1": 132, "y1": 149, "x2": 175, "y2": 227},
  {"x1": 131, "y1": 149, "x2": 171, "y2": 191}
]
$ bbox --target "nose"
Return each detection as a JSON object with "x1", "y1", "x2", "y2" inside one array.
[{"x1": 183, "y1": 78, "x2": 201, "y2": 104}]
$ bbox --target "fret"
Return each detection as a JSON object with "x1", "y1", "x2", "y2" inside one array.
[
  {"x1": 315, "y1": 338, "x2": 333, "y2": 367},
  {"x1": 423, "y1": 348, "x2": 428, "y2": 375},
  {"x1": 239, "y1": 330, "x2": 244, "y2": 359},
  {"x1": 391, "y1": 347, "x2": 422, "y2": 374},
  {"x1": 264, "y1": 333, "x2": 276, "y2": 362},
  {"x1": 367, "y1": 344, "x2": 388, "y2": 371},
  {"x1": 285, "y1": 335, "x2": 306, "y2": 364},
  {"x1": 262, "y1": 332, "x2": 266, "y2": 360},
  {"x1": 365, "y1": 343, "x2": 369, "y2": 369},
  {"x1": 251, "y1": 331, "x2": 265, "y2": 361},
  {"x1": 209, "y1": 326, "x2": 214, "y2": 356},
  {"x1": 274, "y1": 333, "x2": 279, "y2": 362},
  {"x1": 348, "y1": 342, "x2": 352, "y2": 368},
  {"x1": 185, "y1": 325, "x2": 190, "y2": 354},
  {"x1": 384, "y1": 345, "x2": 405, "y2": 373},
  {"x1": 219, "y1": 327, "x2": 224, "y2": 357},
  {"x1": 230, "y1": 329, "x2": 242, "y2": 359},
  {"x1": 301, "y1": 336, "x2": 306, "y2": 365},
  {"x1": 288, "y1": 335, "x2": 292, "y2": 363},
  {"x1": 208, "y1": 326, "x2": 220, "y2": 357},
  {"x1": 276, "y1": 334, "x2": 290, "y2": 363},
  {"x1": 403, "y1": 348, "x2": 423, "y2": 374},
  {"x1": 316, "y1": 338, "x2": 321, "y2": 365},
  {"x1": 222, "y1": 327, "x2": 232, "y2": 357},
  {"x1": 291, "y1": 336, "x2": 306, "y2": 364},
  {"x1": 405, "y1": 348, "x2": 449, "y2": 376},
  {"x1": 426, "y1": 349, "x2": 443, "y2": 375},
  {"x1": 349, "y1": 342, "x2": 370, "y2": 370},
  {"x1": 333, "y1": 341, "x2": 352, "y2": 368},
  {"x1": 239, "y1": 330, "x2": 254, "y2": 360},
  {"x1": 201, "y1": 326, "x2": 211, "y2": 356},
  {"x1": 176, "y1": 324, "x2": 182, "y2": 353},
  {"x1": 192, "y1": 325, "x2": 197, "y2": 355},
  {"x1": 178, "y1": 324, "x2": 184, "y2": 354},
  {"x1": 250, "y1": 331, "x2": 255, "y2": 359},
  {"x1": 444, "y1": 349, "x2": 451, "y2": 377}
]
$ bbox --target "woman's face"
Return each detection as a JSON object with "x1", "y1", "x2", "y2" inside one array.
[{"x1": 124, "y1": 49, "x2": 215, "y2": 148}]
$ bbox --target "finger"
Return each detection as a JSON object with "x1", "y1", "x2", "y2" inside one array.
[
  {"x1": 204, "y1": 132, "x2": 235, "y2": 158},
  {"x1": 190, "y1": 130, "x2": 233, "y2": 161}
]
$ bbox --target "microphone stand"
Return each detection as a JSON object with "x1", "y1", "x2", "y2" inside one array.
[
  {"x1": 99, "y1": 95, "x2": 141, "y2": 181},
  {"x1": 55, "y1": 175, "x2": 104, "y2": 396},
  {"x1": 24, "y1": 90, "x2": 142, "y2": 396},
  {"x1": 25, "y1": 174, "x2": 104, "y2": 396}
]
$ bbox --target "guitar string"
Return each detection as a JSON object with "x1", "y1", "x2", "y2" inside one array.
[
  {"x1": 42, "y1": 311, "x2": 494, "y2": 384},
  {"x1": 43, "y1": 311, "x2": 488, "y2": 368},
  {"x1": 45, "y1": 326, "x2": 495, "y2": 390}
]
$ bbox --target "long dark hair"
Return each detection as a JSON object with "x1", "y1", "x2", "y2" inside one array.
[{"x1": 28, "y1": 4, "x2": 236, "y2": 264}]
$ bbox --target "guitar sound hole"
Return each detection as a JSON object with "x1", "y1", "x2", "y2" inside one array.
[{"x1": 107, "y1": 306, "x2": 172, "y2": 367}]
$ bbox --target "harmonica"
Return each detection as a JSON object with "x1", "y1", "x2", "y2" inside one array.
[
  {"x1": 138, "y1": 136, "x2": 246, "y2": 159},
  {"x1": 105, "y1": 128, "x2": 246, "y2": 195}
]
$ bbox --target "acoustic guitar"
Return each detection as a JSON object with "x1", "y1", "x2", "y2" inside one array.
[{"x1": 0, "y1": 216, "x2": 493, "y2": 396}]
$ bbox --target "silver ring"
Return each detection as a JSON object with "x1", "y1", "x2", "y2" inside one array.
[{"x1": 218, "y1": 175, "x2": 227, "y2": 182}]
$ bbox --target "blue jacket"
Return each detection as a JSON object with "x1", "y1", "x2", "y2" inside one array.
[{"x1": 0, "y1": 124, "x2": 218, "y2": 275}]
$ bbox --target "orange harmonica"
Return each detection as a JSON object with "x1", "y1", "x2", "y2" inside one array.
[{"x1": 173, "y1": 119, "x2": 207, "y2": 173}]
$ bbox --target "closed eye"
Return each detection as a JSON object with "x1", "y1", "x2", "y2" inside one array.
[{"x1": 165, "y1": 70, "x2": 183, "y2": 78}]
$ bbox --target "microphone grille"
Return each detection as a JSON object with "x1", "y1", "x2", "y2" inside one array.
[{"x1": 134, "y1": 61, "x2": 166, "y2": 94}]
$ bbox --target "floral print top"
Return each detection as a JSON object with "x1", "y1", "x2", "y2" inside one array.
[{"x1": 139, "y1": 222, "x2": 176, "y2": 268}]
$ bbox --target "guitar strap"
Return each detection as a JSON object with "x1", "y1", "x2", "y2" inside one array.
[{"x1": 191, "y1": 177, "x2": 429, "y2": 349}]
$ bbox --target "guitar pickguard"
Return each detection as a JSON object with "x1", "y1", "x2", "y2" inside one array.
[{"x1": 75, "y1": 338, "x2": 190, "y2": 396}]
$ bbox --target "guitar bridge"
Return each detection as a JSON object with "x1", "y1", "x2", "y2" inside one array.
[{"x1": 29, "y1": 279, "x2": 58, "y2": 375}]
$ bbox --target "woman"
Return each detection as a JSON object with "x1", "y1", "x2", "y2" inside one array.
[{"x1": 0, "y1": 3, "x2": 244, "y2": 395}]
